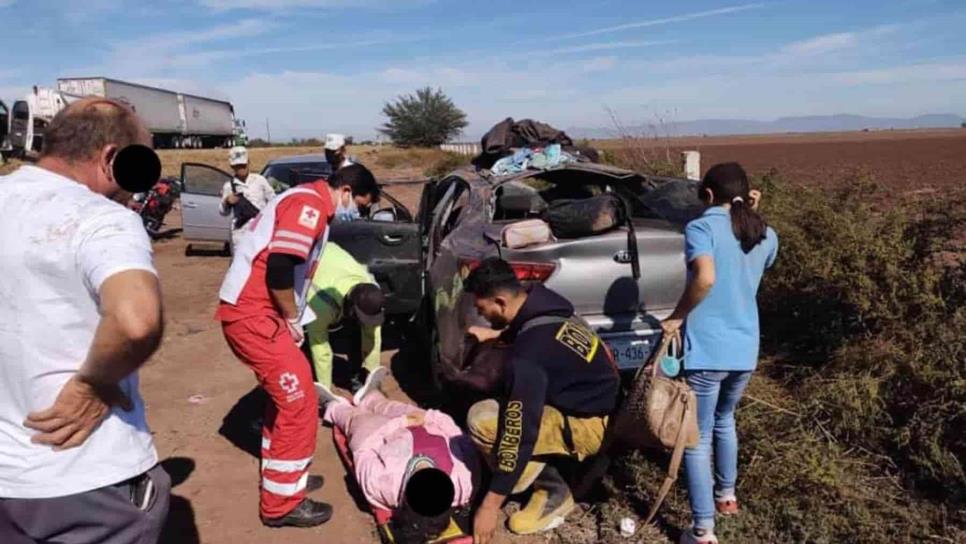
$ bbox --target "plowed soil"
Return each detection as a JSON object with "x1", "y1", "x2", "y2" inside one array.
[{"x1": 599, "y1": 128, "x2": 966, "y2": 196}]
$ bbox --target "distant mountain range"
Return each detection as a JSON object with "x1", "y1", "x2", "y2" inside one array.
[{"x1": 568, "y1": 114, "x2": 966, "y2": 139}]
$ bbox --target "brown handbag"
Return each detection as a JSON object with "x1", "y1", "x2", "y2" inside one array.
[{"x1": 612, "y1": 332, "x2": 699, "y2": 524}]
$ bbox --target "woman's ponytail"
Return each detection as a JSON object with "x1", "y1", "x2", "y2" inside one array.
[
  {"x1": 702, "y1": 163, "x2": 768, "y2": 253},
  {"x1": 729, "y1": 196, "x2": 767, "y2": 253}
]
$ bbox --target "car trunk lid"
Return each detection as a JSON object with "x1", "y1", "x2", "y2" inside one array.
[{"x1": 485, "y1": 220, "x2": 685, "y2": 323}]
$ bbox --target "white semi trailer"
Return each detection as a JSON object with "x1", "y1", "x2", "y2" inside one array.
[{"x1": 5, "y1": 77, "x2": 246, "y2": 156}]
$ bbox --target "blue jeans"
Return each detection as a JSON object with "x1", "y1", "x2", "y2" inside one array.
[{"x1": 682, "y1": 370, "x2": 753, "y2": 530}]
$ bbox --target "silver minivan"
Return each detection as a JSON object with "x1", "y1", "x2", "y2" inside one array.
[{"x1": 179, "y1": 154, "x2": 425, "y2": 316}]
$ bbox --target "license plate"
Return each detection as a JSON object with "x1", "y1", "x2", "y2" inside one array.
[{"x1": 603, "y1": 335, "x2": 655, "y2": 370}]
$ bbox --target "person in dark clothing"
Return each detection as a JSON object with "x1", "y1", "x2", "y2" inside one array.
[{"x1": 463, "y1": 258, "x2": 619, "y2": 543}]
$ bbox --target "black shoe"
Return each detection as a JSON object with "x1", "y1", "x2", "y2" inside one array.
[
  {"x1": 307, "y1": 474, "x2": 324, "y2": 493},
  {"x1": 261, "y1": 498, "x2": 333, "y2": 528},
  {"x1": 348, "y1": 371, "x2": 367, "y2": 396}
]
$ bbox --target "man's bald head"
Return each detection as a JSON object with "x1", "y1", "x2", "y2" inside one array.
[{"x1": 41, "y1": 98, "x2": 151, "y2": 163}]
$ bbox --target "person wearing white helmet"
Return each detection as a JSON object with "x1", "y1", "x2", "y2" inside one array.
[
  {"x1": 324, "y1": 134, "x2": 355, "y2": 171},
  {"x1": 220, "y1": 146, "x2": 276, "y2": 250}
]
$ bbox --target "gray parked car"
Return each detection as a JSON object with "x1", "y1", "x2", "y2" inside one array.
[
  {"x1": 181, "y1": 154, "x2": 701, "y2": 373},
  {"x1": 179, "y1": 154, "x2": 423, "y2": 314}
]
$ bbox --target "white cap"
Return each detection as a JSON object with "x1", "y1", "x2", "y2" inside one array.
[
  {"x1": 324, "y1": 133, "x2": 346, "y2": 151},
  {"x1": 228, "y1": 146, "x2": 249, "y2": 166}
]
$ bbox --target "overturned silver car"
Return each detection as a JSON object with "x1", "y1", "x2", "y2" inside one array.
[{"x1": 424, "y1": 162, "x2": 702, "y2": 377}]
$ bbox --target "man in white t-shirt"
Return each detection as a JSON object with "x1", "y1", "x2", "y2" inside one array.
[
  {"x1": 0, "y1": 98, "x2": 169, "y2": 543},
  {"x1": 220, "y1": 146, "x2": 276, "y2": 250}
]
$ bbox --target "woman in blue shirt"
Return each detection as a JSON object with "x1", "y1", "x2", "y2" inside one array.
[{"x1": 662, "y1": 162, "x2": 778, "y2": 544}]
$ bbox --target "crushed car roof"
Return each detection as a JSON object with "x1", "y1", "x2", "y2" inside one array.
[{"x1": 480, "y1": 162, "x2": 646, "y2": 185}]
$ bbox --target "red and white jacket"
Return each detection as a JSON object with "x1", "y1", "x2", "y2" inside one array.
[{"x1": 217, "y1": 181, "x2": 334, "y2": 324}]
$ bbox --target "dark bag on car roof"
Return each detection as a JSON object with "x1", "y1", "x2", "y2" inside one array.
[{"x1": 543, "y1": 194, "x2": 626, "y2": 239}]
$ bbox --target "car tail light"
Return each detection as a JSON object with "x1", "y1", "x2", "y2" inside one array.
[{"x1": 459, "y1": 258, "x2": 556, "y2": 282}]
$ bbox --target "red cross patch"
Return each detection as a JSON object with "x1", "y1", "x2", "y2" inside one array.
[{"x1": 298, "y1": 205, "x2": 320, "y2": 229}]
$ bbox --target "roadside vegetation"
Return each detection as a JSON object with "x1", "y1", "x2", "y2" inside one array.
[
  {"x1": 568, "y1": 158, "x2": 965, "y2": 542},
  {"x1": 380, "y1": 87, "x2": 468, "y2": 147}
]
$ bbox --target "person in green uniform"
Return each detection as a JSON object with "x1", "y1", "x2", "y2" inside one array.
[{"x1": 305, "y1": 243, "x2": 386, "y2": 404}]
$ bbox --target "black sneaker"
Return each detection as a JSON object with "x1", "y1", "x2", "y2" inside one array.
[
  {"x1": 348, "y1": 372, "x2": 367, "y2": 397},
  {"x1": 307, "y1": 475, "x2": 324, "y2": 493},
  {"x1": 352, "y1": 367, "x2": 388, "y2": 405},
  {"x1": 262, "y1": 498, "x2": 333, "y2": 528}
]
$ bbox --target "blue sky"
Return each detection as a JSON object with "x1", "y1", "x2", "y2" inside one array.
[{"x1": 1, "y1": 0, "x2": 965, "y2": 140}]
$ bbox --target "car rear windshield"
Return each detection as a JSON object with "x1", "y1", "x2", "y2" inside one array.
[
  {"x1": 263, "y1": 162, "x2": 332, "y2": 191},
  {"x1": 492, "y1": 175, "x2": 660, "y2": 222}
]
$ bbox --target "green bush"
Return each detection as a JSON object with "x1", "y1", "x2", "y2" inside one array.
[
  {"x1": 379, "y1": 87, "x2": 468, "y2": 147},
  {"x1": 594, "y1": 171, "x2": 965, "y2": 542},
  {"x1": 758, "y1": 171, "x2": 965, "y2": 501}
]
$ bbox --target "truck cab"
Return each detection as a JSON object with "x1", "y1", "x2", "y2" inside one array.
[{"x1": 8, "y1": 88, "x2": 79, "y2": 156}]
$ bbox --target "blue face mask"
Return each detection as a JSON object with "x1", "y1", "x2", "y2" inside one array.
[{"x1": 335, "y1": 195, "x2": 361, "y2": 222}]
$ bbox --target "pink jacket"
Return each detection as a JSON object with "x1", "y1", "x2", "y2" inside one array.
[{"x1": 353, "y1": 410, "x2": 478, "y2": 511}]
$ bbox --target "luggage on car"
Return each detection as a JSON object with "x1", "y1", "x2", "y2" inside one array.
[
  {"x1": 501, "y1": 219, "x2": 555, "y2": 249},
  {"x1": 543, "y1": 194, "x2": 625, "y2": 239}
]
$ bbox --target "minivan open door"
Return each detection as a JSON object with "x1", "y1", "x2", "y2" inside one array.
[
  {"x1": 180, "y1": 163, "x2": 233, "y2": 244},
  {"x1": 0, "y1": 101, "x2": 9, "y2": 153},
  {"x1": 9, "y1": 100, "x2": 30, "y2": 155}
]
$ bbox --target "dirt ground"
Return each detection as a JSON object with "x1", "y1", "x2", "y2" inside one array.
[{"x1": 143, "y1": 210, "x2": 552, "y2": 544}]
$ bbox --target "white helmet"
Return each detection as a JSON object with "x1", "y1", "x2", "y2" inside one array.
[{"x1": 228, "y1": 146, "x2": 249, "y2": 166}]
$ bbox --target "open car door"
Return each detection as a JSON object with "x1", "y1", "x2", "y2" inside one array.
[
  {"x1": 329, "y1": 181, "x2": 424, "y2": 317},
  {"x1": 0, "y1": 101, "x2": 9, "y2": 152},
  {"x1": 180, "y1": 163, "x2": 233, "y2": 243}
]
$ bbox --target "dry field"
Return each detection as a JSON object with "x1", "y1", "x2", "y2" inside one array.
[{"x1": 597, "y1": 128, "x2": 966, "y2": 196}]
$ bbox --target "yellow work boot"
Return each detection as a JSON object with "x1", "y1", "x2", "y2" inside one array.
[
  {"x1": 511, "y1": 461, "x2": 545, "y2": 495},
  {"x1": 508, "y1": 466, "x2": 575, "y2": 535}
]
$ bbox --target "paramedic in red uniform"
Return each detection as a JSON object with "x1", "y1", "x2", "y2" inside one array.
[{"x1": 216, "y1": 164, "x2": 380, "y2": 528}]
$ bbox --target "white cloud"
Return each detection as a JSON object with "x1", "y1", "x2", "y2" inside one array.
[
  {"x1": 137, "y1": 19, "x2": 268, "y2": 50},
  {"x1": 559, "y1": 3, "x2": 766, "y2": 40},
  {"x1": 581, "y1": 56, "x2": 618, "y2": 73},
  {"x1": 781, "y1": 25, "x2": 903, "y2": 57},
  {"x1": 199, "y1": 0, "x2": 433, "y2": 10},
  {"x1": 783, "y1": 32, "x2": 858, "y2": 56},
  {"x1": 380, "y1": 67, "x2": 483, "y2": 88},
  {"x1": 547, "y1": 40, "x2": 673, "y2": 55},
  {"x1": 218, "y1": 50, "x2": 966, "y2": 141},
  {"x1": 833, "y1": 60, "x2": 966, "y2": 85},
  {"x1": 91, "y1": 19, "x2": 275, "y2": 79}
]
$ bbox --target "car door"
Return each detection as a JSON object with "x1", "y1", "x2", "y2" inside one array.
[
  {"x1": 424, "y1": 176, "x2": 476, "y2": 369},
  {"x1": 180, "y1": 163, "x2": 233, "y2": 243},
  {"x1": 0, "y1": 101, "x2": 8, "y2": 148},
  {"x1": 329, "y1": 182, "x2": 423, "y2": 316},
  {"x1": 9, "y1": 100, "x2": 29, "y2": 153}
]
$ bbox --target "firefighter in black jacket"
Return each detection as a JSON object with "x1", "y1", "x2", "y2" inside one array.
[{"x1": 464, "y1": 258, "x2": 619, "y2": 542}]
